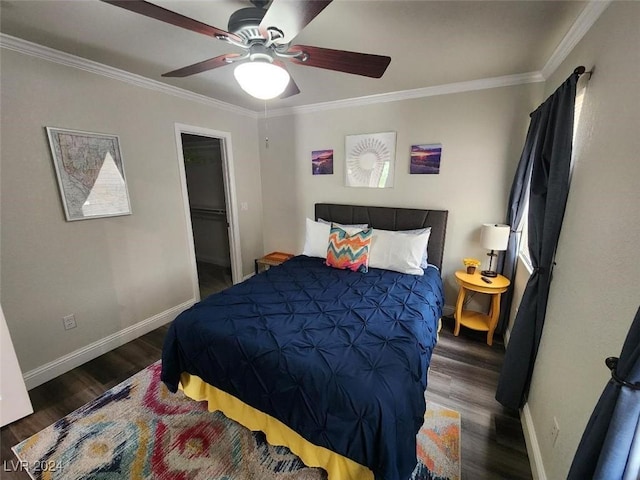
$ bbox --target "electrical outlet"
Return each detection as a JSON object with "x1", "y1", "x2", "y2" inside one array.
[
  {"x1": 551, "y1": 417, "x2": 560, "y2": 447},
  {"x1": 62, "y1": 314, "x2": 77, "y2": 330}
]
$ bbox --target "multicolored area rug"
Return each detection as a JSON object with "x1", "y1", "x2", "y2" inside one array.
[{"x1": 13, "y1": 362, "x2": 460, "y2": 480}]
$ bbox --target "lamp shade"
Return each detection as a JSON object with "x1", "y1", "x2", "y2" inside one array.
[
  {"x1": 480, "y1": 223, "x2": 510, "y2": 251},
  {"x1": 233, "y1": 61, "x2": 290, "y2": 100}
]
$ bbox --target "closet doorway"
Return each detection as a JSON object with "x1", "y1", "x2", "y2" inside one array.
[{"x1": 175, "y1": 124, "x2": 242, "y2": 300}]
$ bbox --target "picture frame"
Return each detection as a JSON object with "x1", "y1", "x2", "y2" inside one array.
[
  {"x1": 345, "y1": 131, "x2": 396, "y2": 188},
  {"x1": 46, "y1": 127, "x2": 132, "y2": 221},
  {"x1": 312, "y1": 149, "x2": 334, "y2": 175},
  {"x1": 410, "y1": 143, "x2": 442, "y2": 174}
]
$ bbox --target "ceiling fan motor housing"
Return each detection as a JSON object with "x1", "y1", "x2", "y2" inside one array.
[
  {"x1": 99, "y1": 0, "x2": 391, "y2": 96},
  {"x1": 228, "y1": 7, "x2": 266, "y2": 41}
]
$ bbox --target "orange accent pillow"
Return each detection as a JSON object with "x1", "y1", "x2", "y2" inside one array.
[{"x1": 325, "y1": 225, "x2": 372, "y2": 273}]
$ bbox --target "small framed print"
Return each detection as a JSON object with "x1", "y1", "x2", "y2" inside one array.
[
  {"x1": 312, "y1": 149, "x2": 334, "y2": 175},
  {"x1": 410, "y1": 143, "x2": 442, "y2": 174}
]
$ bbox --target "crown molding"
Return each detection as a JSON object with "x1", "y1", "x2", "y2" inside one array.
[
  {"x1": 268, "y1": 0, "x2": 608, "y2": 117},
  {"x1": 541, "y1": 0, "x2": 612, "y2": 79},
  {"x1": 2, "y1": 32, "x2": 542, "y2": 119},
  {"x1": 0, "y1": 33, "x2": 258, "y2": 119},
  {"x1": 266, "y1": 71, "x2": 545, "y2": 117},
  {"x1": 1, "y1": 0, "x2": 607, "y2": 119}
]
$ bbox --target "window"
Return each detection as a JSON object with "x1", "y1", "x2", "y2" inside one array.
[{"x1": 517, "y1": 82, "x2": 586, "y2": 269}]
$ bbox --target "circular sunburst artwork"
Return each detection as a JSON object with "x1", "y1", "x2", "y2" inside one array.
[{"x1": 345, "y1": 132, "x2": 396, "y2": 188}]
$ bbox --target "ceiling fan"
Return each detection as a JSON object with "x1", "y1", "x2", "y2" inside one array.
[{"x1": 101, "y1": 0, "x2": 391, "y2": 100}]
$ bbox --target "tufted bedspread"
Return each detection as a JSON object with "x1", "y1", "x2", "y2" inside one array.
[{"x1": 161, "y1": 255, "x2": 443, "y2": 480}]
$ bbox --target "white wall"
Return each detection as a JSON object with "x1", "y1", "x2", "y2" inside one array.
[
  {"x1": 0, "y1": 49, "x2": 263, "y2": 382},
  {"x1": 258, "y1": 84, "x2": 543, "y2": 306},
  {"x1": 524, "y1": 2, "x2": 640, "y2": 478}
]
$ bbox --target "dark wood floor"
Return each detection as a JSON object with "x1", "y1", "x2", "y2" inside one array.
[
  {"x1": 1, "y1": 315, "x2": 531, "y2": 480},
  {"x1": 196, "y1": 260, "x2": 233, "y2": 299},
  {"x1": 429, "y1": 318, "x2": 532, "y2": 479}
]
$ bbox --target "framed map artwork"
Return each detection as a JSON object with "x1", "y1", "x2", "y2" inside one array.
[
  {"x1": 345, "y1": 131, "x2": 396, "y2": 188},
  {"x1": 46, "y1": 127, "x2": 132, "y2": 221}
]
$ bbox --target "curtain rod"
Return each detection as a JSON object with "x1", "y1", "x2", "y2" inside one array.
[{"x1": 574, "y1": 65, "x2": 593, "y2": 78}]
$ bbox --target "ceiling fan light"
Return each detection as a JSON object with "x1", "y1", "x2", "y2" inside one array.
[{"x1": 233, "y1": 61, "x2": 290, "y2": 100}]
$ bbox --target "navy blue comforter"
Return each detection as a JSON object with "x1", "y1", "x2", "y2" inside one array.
[{"x1": 162, "y1": 255, "x2": 443, "y2": 480}]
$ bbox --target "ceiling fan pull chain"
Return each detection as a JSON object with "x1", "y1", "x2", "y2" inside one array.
[{"x1": 264, "y1": 101, "x2": 269, "y2": 149}]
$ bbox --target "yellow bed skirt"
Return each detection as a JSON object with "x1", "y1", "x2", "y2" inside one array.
[{"x1": 180, "y1": 372, "x2": 374, "y2": 480}]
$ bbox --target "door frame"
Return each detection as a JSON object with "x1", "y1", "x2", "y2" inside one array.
[
  {"x1": 174, "y1": 123, "x2": 243, "y2": 296},
  {"x1": 1, "y1": 303, "x2": 34, "y2": 425}
]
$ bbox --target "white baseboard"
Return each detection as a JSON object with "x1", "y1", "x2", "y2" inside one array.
[
  {"x1": 23, "y1": 299, "x2": 195, "y2": 390},
  {"x1": 242, "y1": 272, "x2": 255, "y2": 282},
  {"x1": 521, "y1": 403, "x2": 547, "y2": 480},
  {"x1": 504, "y1": 324, "x2": 512, "y2": 346}
]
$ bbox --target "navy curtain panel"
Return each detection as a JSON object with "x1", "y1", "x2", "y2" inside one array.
[
  {"x1": 494, "y1": 114, "x2": 537, "y2": 334},
  {"x1": 495, "y1": 71, "x2": 579, "y2": 409},
  {"x1": 568, "y1": 306, "x2": 640, "y2": 479}
]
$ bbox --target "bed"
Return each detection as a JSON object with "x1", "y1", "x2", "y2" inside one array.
[{"x1": 161, "y1": 203, "x2": 448, "y2": 480}]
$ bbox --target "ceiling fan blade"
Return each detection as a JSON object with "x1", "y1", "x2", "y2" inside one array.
[
  {"x1": 259, "y1": 0, "x2": 332, "y2": 44},
  {"x1": 280, "y1": 76, "x2": 301, "y2": 99},
  {"x1": 287, "y1": 45, "x2": 391, "y2": 78},
  {"x1": 162, "y1": 54, "x2": 241, "y2": 78},
  {"x1": 101, "y1": 0, "x2": 242, "y2": 43},
  {"x1": 280, "y1": 79, "x2": 301, "y2": 98},
  {"x1": 274, "y1": 62, "x2": 300, "y2": 98}
]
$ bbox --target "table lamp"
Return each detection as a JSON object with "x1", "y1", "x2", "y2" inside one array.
[{"x1": 480, "y1": 223, "x2": 510, "y2": 277}]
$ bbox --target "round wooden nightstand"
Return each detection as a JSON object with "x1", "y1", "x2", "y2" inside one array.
[{"x1": 454, "y1": 270, "x2": 511, "y2": 346}]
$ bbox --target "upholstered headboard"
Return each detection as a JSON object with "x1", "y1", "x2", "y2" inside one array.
[{"x1": 315, "y1": 203, "x2": 448, "y2": 270}]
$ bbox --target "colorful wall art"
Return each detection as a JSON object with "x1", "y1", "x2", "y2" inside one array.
[
  {"x1": 410, "y1": 144, "x2": 442, "y2": 174},
  {"x1": 312, "y1": 149, "x2": 334, "y2": 175}
]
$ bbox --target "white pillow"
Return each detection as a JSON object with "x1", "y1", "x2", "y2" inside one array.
[
  {"x1": 303, "y1": 218, "x2": 369, "y2": 259},
  {"x1": 368, "y1": 228, "x2": 431, "y2": 275},
  {"x1": 403, "y1": 227, "x2": 432, "y2": 268},
  {"x1": 303, "y1": 218, "x2": 331, "y2": 258},
  {"x1": 317, "y1": 218, "x2": 369, "y2": 230}
]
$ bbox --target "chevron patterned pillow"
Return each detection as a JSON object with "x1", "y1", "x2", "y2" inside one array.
[{"x1": 325, "y1": 225, "x2": 372, "y2": 273}]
